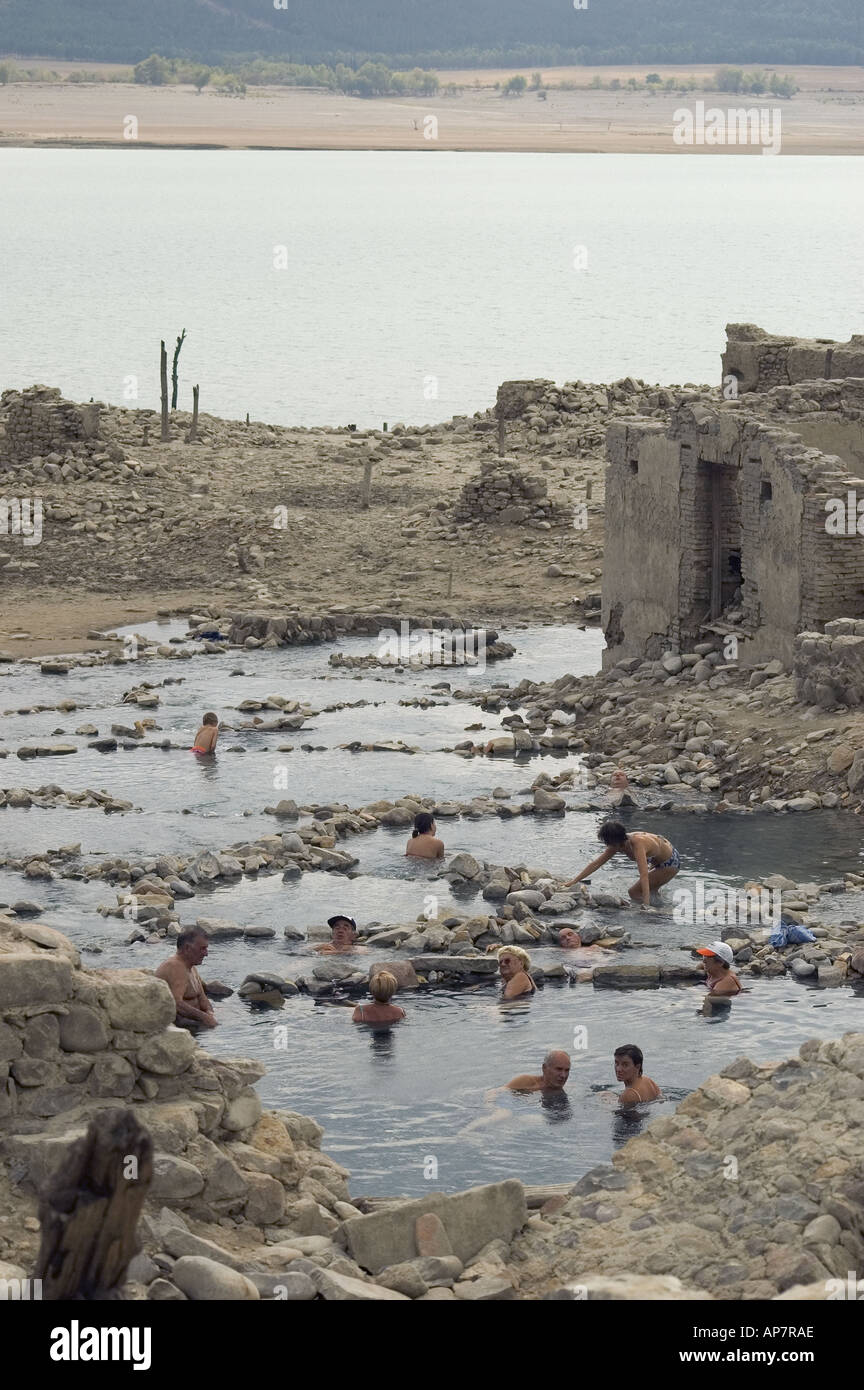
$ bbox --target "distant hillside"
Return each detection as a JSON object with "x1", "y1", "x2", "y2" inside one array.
[{"x1": 0, "y1": 0, "x2": 861, "y2": 67}]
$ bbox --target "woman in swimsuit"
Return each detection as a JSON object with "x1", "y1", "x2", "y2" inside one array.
[
  {"x1": 565, "y1": 820, "x2": 681, "y2": 909},
  {"x1": 192, "y1": 711, "x2": 219, "y2": 754},
  {"x1": 697, "y1": 941, "x2": 741, "y2": 996},
  {"x1": 498, "y1": 946, "x2": 536, "y2": 999},
  {"x1": 352, "y1": 970, "x2": 406, "y2": 1025}
]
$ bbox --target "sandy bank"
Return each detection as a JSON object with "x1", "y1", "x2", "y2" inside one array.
[{"x1": 1, "y1": 81, "x2": 862, "y2": 154}]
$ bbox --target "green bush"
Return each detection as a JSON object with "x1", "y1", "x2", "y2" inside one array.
[
  {"x1": 503, "y1": 74, "x2": 528, "y2": 96},
  {"x1": 134, "y1": 53, "x2": 170, "y2": 85}
]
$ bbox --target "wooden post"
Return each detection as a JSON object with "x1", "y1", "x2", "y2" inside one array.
[
  {"x1": 361, "y1": 458, "x2": 374, "y2": 509},
  {"x1": 186, "y1": 384, "x2": 199, "y2": 442},
  {"x1": 160, "y1": 340, "x2": 169, "y2": 441},
  {"x1": 33, "y1": 1108, "x2": 153, "y2": 1300},
  {"x1": 497, "y1": 417, "x2": 505, "y2": 456}
]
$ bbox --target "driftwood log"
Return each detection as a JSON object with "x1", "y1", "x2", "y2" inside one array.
[{"x1": 33, "y1": 1108, "x2": 153, "y2": 1300}]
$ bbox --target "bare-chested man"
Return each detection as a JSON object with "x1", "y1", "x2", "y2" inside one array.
[
  {"x1": 155, "y1": 926, "x2": 217, "y2": 1029},
  {"x1": 314, "y1": 914, "x2": 367, "y2": 954},
  {"x1": 507, "y1": 1050, "x2": 571, "y2": 1093},
  {"x1": 614, "y1": 1044, "x2": 661, "y2": 1104},
  {"x1": 565, "y1": 820, "x2": 680, "y2": 910}
]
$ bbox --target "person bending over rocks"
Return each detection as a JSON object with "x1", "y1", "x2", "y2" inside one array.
[
  {"x1": 405, "y1": 812, "x2": 445, "y2": 859},
  {"x1": 697, "y1": 940, "x2": 741, "y2": 996},
  {"x1": 565, "y1": 820, "x2": 680, "y2": 909},
  {"x1": 507, "y1": 1049, "x2": 571, "y2": 1093},
  {"x1": 352, "y1": 970, "x2": 406, "y2": 1025},
  {"x1": 498, "y1": 945, "x2": 536, "y2": 999},
  {"x1": 192, "y1": 711, "x2": 219, "y2": 755},
  {"x1": 614, "y1": 1044, "x2": 661, "y2": 1104},
  {"x1": 155, "y1": 927, "x2": 217, "y2": 1030},
  {"x1": 315, "y1": 914, "x2": 367, "y2": 954}
]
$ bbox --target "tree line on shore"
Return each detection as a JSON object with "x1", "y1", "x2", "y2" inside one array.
[{"x1": 0, "y1": 57, "x2": 799, "y2": 101}]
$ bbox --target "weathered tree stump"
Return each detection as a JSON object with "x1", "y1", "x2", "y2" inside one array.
[
  {"x1": 171, "y1": 328, "x2": 187, "y2": 410},
  {"x1": 160, "y1": 341, "x2": 169, "y2": 442},
  {"x1": 33, "y1": 1108, "x2": 153, "y2": 1300},
  {"x1": 186, "y1": 383, "x2": 199, "y2": 443}
]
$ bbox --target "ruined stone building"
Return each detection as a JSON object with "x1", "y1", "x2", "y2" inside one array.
[
  {"x1": 0, "y1": 385, "x2": 101, "y2": 464},
  {"x1": 602, "y1": 326, "x2": 864, "y2": 672}
]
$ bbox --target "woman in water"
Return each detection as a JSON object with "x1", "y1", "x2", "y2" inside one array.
[
  {"x1": 498, "y1": 946, "x2": 536, "y2": 999},
  {"x1": 352, "y1": 970, "x2": 406, "y2": 1025},
  {"x1": 405, "y1": 811, "x2": 445, "y2": 859},
  {"x1": 697, "y1": 941, "x2": 741, "y2": 996},
  {"x1": 565, "y1": 820, "x2": 680, "y2": 910},
  {"x1": 192, "y1": 711, "x2": 219, "y2": 755}
]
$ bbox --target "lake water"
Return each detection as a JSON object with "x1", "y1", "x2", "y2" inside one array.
[
  {"x1": 1, "y1": 622, "x2": 862, "y2": 1196},
  {"x1": 1, "y1": 151, "x2": 863, "y2": 427}
]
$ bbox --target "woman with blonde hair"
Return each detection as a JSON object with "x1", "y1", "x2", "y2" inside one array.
[
  {"x1": 497, "y1": 946, "x2": 536, "y2": 999},
  {"x1": 352, "y1": 970, "x2": 406, "y2": 1025}
]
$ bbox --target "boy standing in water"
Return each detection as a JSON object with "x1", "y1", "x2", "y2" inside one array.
[
  {"x1": 565, "y1": 820, "x2": 680, "y2": 909},
  {"x1": 192, "y1": 711, "x2": 219, "y2": 754}
]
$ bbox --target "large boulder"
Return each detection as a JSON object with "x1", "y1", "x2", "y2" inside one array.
[
  {"x1": 95, "y1": 971, "x2": 176, "y2": 1031},
  {"x1": 58, "y1": 1003, "x2": 109, "y2": 1052},
  {"x1": 171, "y1": 1256, "x2": 259, "y2": 1301},
  {"x1": 136, "y1": 1028, "x2": 198, "y2": 1075},
  {"x1": 0, "y1": 954, "x2": 74, "y2": 1008}
]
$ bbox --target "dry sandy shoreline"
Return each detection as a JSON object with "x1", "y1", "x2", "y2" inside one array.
[{"x1": 1, "y1": 77, "x2": 863, "y2": 154}]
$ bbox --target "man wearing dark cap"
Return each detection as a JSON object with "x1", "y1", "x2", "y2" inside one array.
[{"x1": 314, "y1": 914, "x2": 366, "y2": 954}]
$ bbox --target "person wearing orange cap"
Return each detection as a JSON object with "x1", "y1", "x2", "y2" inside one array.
[{"x1": 696, "y1": 940, "x2": 741, "y2": 996}]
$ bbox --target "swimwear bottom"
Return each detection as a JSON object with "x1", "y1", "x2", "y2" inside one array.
[{"x1": 650, "y1": 847, "x2": 681, "y2": 871}]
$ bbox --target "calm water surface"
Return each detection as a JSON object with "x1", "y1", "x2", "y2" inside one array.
[{"x1": 2, "y1": 151, "x2": 863, "y2": 426}]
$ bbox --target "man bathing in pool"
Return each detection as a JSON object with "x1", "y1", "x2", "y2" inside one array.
[{"x1": 565, "y1": 820, "x2": 681, "y2": 910}]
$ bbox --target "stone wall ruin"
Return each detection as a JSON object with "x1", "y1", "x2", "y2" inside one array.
[
  {"x1": 1, "y1": 386, "x2": 102, "y2": 465},
  {"x1": 602, "y1": 396, "x2": 864, "y2": 671},
  {"x1": 723, "y1": 323, "x2": 864, "y2": 394}
]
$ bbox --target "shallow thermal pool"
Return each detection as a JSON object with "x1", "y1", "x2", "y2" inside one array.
[{"x1": 1, "y1": 621, "x2": 862, "y2": 1196}]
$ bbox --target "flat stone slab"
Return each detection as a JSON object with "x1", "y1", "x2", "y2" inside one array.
[
  {"x1": 411, "y1": 955, "x2": 499, "y2": 976},
  {"x1": 592, "y1": 964, "x2": 660, "y2": 988},
  {"x1": 344, "y1": 1179, "x2": 527, "y2": 1274}
]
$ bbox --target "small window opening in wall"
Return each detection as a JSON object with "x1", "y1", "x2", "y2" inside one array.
[
  {"x1": 629, "y1": 460, "x2": 638, "y2": 475},
  {"x1": 761, "y1": 479, "x2": 772, "y2": 502},
  {"x1": 728, "y1": 551, "x2": 742, "y2": 578}
]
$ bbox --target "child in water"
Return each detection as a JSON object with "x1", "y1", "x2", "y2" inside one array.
[{"x1": 192, "y1": 712, "x2": 219, "y2": 755}]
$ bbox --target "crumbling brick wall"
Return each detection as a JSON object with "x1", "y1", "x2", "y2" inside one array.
[
  {"x1": 603, "y1": 399, "x2": 864, "y2": 671},
  {"x1": 1, "y1": 386, "x2": 101, "y2": 464},
  {"x1": 723, "y1": 324, "x2": 864, "y2": 394}
]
